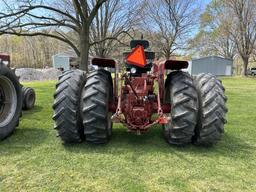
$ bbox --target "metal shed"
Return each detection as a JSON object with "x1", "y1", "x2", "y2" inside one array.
[
  {"x1": 52, "y1": 50, "x2": 78, "y2": 71},
  {"x1": 189, "y1": 56, "x2": 233, "y2": 76}
]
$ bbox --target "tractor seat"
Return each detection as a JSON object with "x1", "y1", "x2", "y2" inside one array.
[{"x1": 130, "y1": 40, "x2": 149, "y2": 49}]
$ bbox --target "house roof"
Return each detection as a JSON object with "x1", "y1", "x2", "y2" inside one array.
[
  {"x1": 53, "y1": 50, "x2": 77, "y2": 58},
  {"x1": 53, "y1": 50, "x2": 94, "y2": 60},
  {"x1": 192, "y1": 56, "x2": 233, "y2": 62}
]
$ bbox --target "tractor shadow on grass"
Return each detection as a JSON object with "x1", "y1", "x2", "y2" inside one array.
[
  {"x1": 0, "y1": 128, "x2": 48, "y2": 156},
  {"x1": 64, "y1": 125, "x2": 255, "y2": 161},
  {"x1": 30, "y1": 105, "x2": 44, "y2": 113},
  {"x1": 0, "y1": 106, "x2": 48, "y2": 155},
  {"x1": 21, "y1": 105, "x2": 44, "y2": 117}
]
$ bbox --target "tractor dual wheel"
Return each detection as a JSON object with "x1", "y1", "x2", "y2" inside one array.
[
  {"x1": 22, "y1": 87, "x2": 36, "y2": 110},
  {"x1": 81, "y1": 70, "x2": 113, "y2": 144},
  {"x1": 0, "y1": 64, "x2": 22, "y2": 140},
  {"x1": 164, "y1": 71, "x2": 198, "y2": 146},
  {"x1": 53, "y1": 70, "x2": 87, "y2": 143},
  {"x1": 193, "y1": 73, "x2": 228, "y2": 146}
]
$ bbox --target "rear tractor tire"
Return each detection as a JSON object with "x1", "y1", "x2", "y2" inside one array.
[
  {"x1": 22, "y1": 87, "x2": 36, "y2": 110},
  {"x1": 53, "y1": 70, "x2": 87, "y2": 143},
  {"x1": 164, "y1": 71, "x2": 198, "y2": 146},
  {"x1": 0, "y1": 64, "x2": 22, "y2": 140},
  {"x1": 193, "y1": 73, "x2": 228, "y2": 146},
  {"x1": 81, "y1": 70, "x2": 113, "y2": 144}
]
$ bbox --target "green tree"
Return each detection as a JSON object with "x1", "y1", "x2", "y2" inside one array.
[
  {"x1": 225, "y1": 0, "x2": 256, "y2": 76},
  {"x1": 189, "y1": 0, "x2": 236, "y2": 59}
]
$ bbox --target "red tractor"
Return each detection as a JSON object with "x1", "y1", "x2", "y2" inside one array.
[{"x1": 53, "y1": 39, "x2": 227, "y2": 146}]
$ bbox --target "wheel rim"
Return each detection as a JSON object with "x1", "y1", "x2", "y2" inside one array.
[
  {"x1": 27, "y1": 91, "x2": 35, "y2": 107},
  {"x1": 0, "y1": 75, "x2": 17, "y2": 127}
]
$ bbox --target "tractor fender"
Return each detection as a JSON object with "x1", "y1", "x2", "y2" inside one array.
[
  {"x1": 164, "y1": 60, "x2": 188, "y2": 70},
  {"x1": 92, "y1": 58, "x2": 116, "y2": 68}
]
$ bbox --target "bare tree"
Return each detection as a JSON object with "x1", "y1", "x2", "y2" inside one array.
[
  {"x1": 225, "y1": 0, "x2": 256, "y2": 76},
  {"x1": 89, "y1": 0, "x2": 141, "y2": 58},
  {"x1": 188, "y1": 31, "x2": 234, "y2": 58},
  {"x1": 201, "y1": 1, "x2": 236, "y2": 59},
  {"x1": 253, "y1": 48, "x2": 256, "y2": 62},
  {"x1": 143, "y1": 0, "x2": 198, "y2": 59},
  {"x1": 212, "y1": 28, "x2": 236, "y2": 59},
  {"x1": 0, "y1": 0, "x2": 107, "y2": 71},
  {"x1": 0, "y1": 34, "x2": 64, "y2": 68}
]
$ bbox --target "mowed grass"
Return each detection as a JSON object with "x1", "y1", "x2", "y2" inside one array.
[{"x1": 0, "y1": 77, "x2": 256, "y2": 192}]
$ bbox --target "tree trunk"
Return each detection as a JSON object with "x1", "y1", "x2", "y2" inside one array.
[
  {"x1": 79, "y1": 25, "x2": 90, "y2": 72},
  {"x1": 165, "y1": 51, "x2": 170, "y2": 60},
  {"x1": 241, "y1": 56, "x2": 249, "y2": 76}
]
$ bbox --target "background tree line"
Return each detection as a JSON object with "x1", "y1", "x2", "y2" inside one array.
[
  {"x1": 0, "y1": 0, "x2": 255, "y2": 75},
  {"x1": 0, "y1": 35, "x2": 69, "y2": 68},
  {"x1": 189, "y1": 0, "x2": 256, "y2": 75}
]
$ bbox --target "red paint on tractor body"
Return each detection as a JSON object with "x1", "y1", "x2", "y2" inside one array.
[
  {"x1": 121, "y1": 75, "x2": 155, "y2": 131},
  {"x1": 0, "y1": 54, "x2": 10, "y2": 62},
  {"x1": 111, "y1": 68, "x2": 172, "y2": 133},
  {"x1": 106, "y1": 42, "x2": 188, "y2": 133}
]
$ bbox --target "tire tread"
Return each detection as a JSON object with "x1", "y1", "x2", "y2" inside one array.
[
  {"x1": 52, "y1": 70, "x2": 86, "y2": 143},
  {"x1": 193, "y1": 73, "x2": 227, "y2": 146},
  {"x1": 81, "y1": 70, "x2": 113, "y2": 144},
  {"x1": 164, "y1": 71, "x2": 198, "y2": 145}
]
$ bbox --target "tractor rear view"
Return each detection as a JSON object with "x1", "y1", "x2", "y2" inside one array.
[{"x1": 53, "y1": 39, "x2": 227, "y2": 146}]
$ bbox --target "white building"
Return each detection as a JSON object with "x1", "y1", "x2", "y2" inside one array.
[
  {"x1": 187, "y1": 56, "x2": 233, "y2": 76},
  {"x1": 52, "y1": 50, "x2": 78, "y2": 71}
]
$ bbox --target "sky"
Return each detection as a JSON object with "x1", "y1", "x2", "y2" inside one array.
[
  {"x1": 0, "y1": 0, "x2": 212, "y2": 10},
  {"x1": 202, "y1": 0, "x2": 211, "y2": 8}
]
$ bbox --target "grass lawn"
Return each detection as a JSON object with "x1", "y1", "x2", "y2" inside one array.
[{"x1": 0, "y1": 77, "x2": 256, "y2": 192}]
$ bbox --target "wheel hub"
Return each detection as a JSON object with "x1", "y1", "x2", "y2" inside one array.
[{"x1": 0, "y1": 75, "x2": 17, "y2": 127}]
